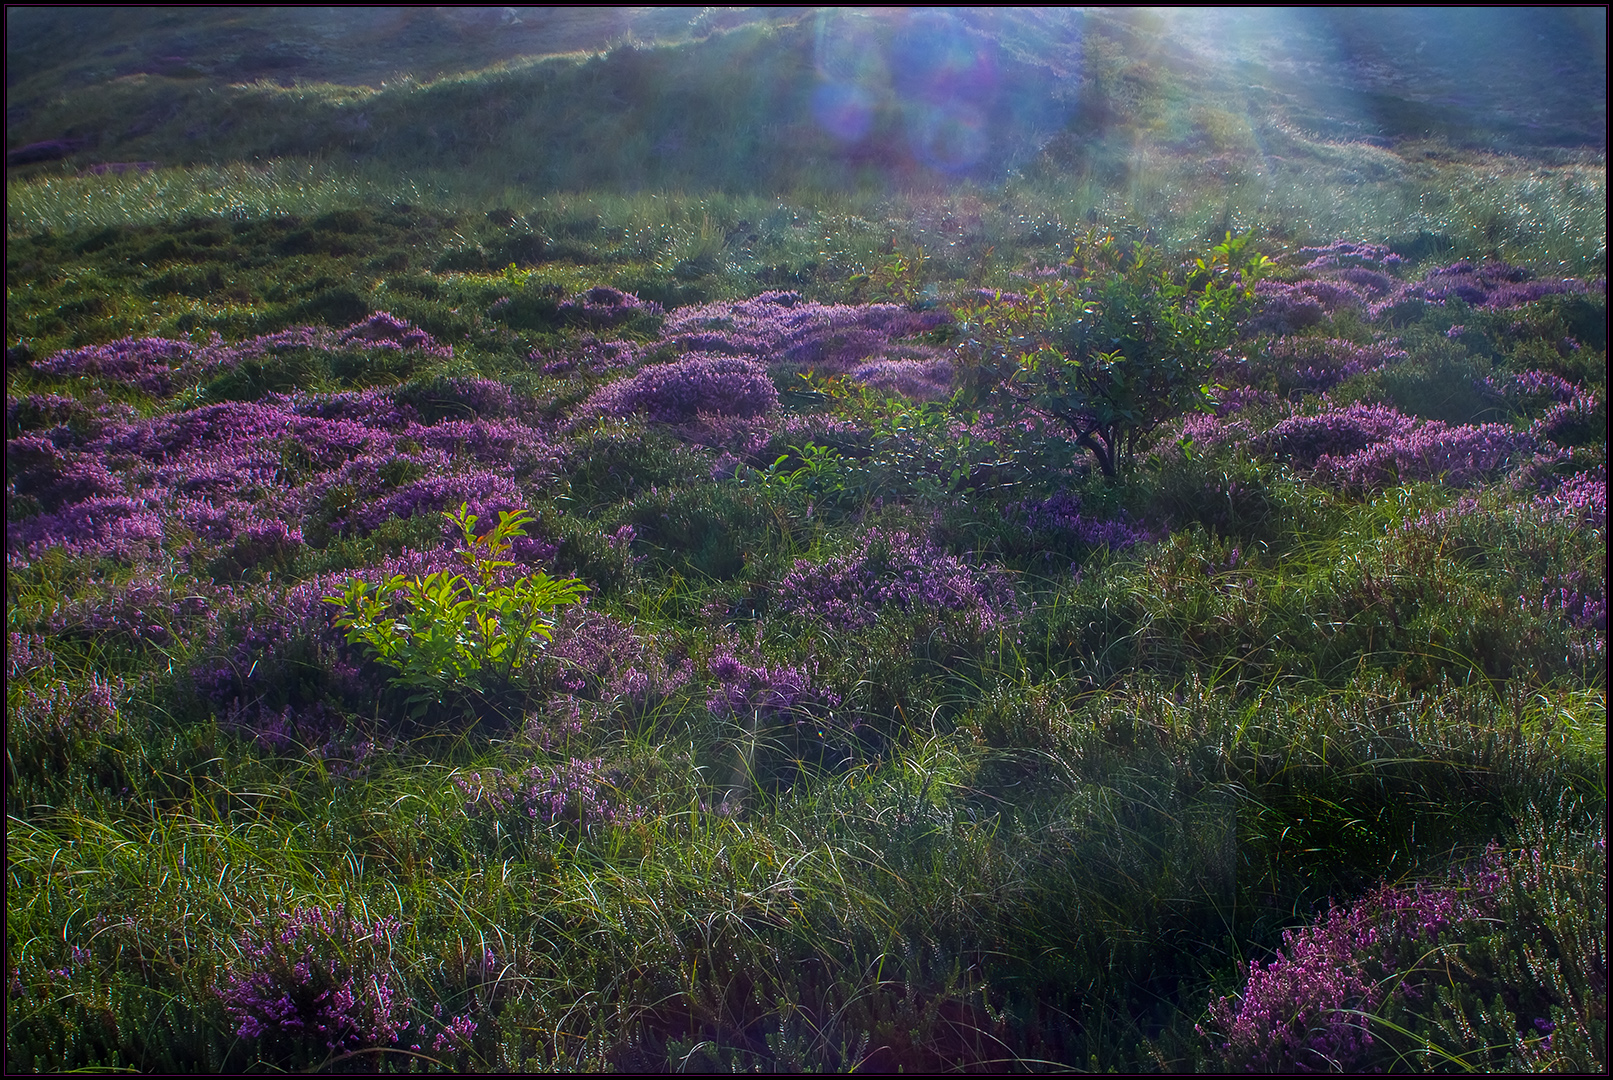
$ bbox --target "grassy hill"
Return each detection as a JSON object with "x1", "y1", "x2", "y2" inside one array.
[{"x1": 5, "y1": 7, "x2": 1608, "y2": 1074}]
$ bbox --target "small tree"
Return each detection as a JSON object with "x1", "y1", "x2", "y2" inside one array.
[
  {"x1": 955, "y1": 231, "x2": 1271, "y2": 478},
  {"x1": 324, "y1": 504, "x2": 587, "y2": 720}
]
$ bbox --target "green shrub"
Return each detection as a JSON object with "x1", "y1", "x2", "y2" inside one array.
[
  {"x1": 955, "y1": 231, "x2": 1270, "y2": 477},
  {"x1": 325, "y1": 504, "x2": 587, "y2": 719}
]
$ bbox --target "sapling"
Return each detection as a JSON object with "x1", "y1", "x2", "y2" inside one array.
[
  {"x1": 324, "y1": 503, "x2": 587, "y2": 718},
  {"x1": 955, "y1": 230, "x2": 1270, "y2": 478}
]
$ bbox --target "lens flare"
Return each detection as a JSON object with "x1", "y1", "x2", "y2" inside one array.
[
  {"x1": 811, "y1": 8, "x2": 1002, "y2": 174},
  {"x1": 908, "y1": 101, "x2": 989, "y2": 173},
  {"x1": 812, "y1": 82, "x2": 876, "y2": 144}
]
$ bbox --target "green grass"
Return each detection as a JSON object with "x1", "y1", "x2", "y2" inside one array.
[{"x1": 5, "y1": 8, "x2": 1607, "y2": 1073}]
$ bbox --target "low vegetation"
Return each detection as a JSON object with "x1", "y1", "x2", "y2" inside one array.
[{"x1": 6, "y1": 7, "x2": 1607, "y2": 1073}]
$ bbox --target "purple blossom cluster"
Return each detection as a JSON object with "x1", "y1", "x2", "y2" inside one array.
[
  {"x1": 1294, "y1": 240, "x2": 1406, "y2": 271},
  {"x1": 557, "y1": 286, "x2": 663, "y2": 326},
  {"x1": 1248, "y1": 279, "x2": 1377, "y2": 334},
  {"x1": 216, "y1": 905, "x2": 410, "y2": 1053},
  {"x1": 399, "y1": 375, "x2": 518, "y2": 420},
  {"x1": 1210, "y1": 386, "x2": 1285, "y2": 418},
  {"x1": 1479, "y1": 369, "x2": 1581, "y2": 411},
  {"x1": 1257, "y1": 403, "x2": 1422, "y2": 467},
  {"x1": 1409, "y1": 261, "x2": 1593, "y2": 311},
  {"x1": 1260, "y1": 337, "x2": 1408, "y2": 394},
  {"x1": 8, "y1": 388, "x2": 559, "y2": 568},
  {"x1": 13, "y1": 675, "x2": 120, "y2": 739},
  {"x1": 7, "y1": 390, "x2": 138, "y2": 446},
  {"x1": 6, "y1": 632, "x2": 56, "y2": 681},
  {"x1": 219, "y1": 701, "x2": 353, "y2": 757},
  {"x1": 581, "y1": 354, "x2": 779, "y2": 423},
  {"x1": 41, "y1": 571, "x2": 219, "y2": 647},
  {"x1": 26, "y1": 314, "x2": 451, "y2": 399},
  {"x1": 774, "y1": 529, "x2": 1016, "y2": 634},
  {"x1": 1157, "y1": 411, "x2": 1262, "y2": 462},
  {"x1": 706, "y1": 647, "x2": 841, "y2": 726},
  {"x1": 8, "y1": 434, "x2": 126, "y2": 510},
  {"x1": 1533, "y1": 470, "x2": 1608, "y2": 528},
  {"x1": 454, "y1": 757, "x2": 634, "y2": 831},
  {"x1": 544, "y1": 607, "x2": 692, "y2": 711},
  {"x1": 848, "y1": 356, "x2": 955, "y2": 401},
  {"x1": 29, "y1": 336, "x2": 198, "y2": 396},
  {"x1": 334, "y1": 311, "x2": 453, "y2": 356},
  {"x1": 1249, "y1": 251, "x2": 1595, "y2": 335},
  {"x1": 530, "y1": 335, "x2": 642, "y2": 375},
  {"x1": 1524, "y1": 570, "x2": 1609, "y2": 633},
  {"x1": 1528, "y1": 392, "x2": 1605, "y2": 447},
  {"x1": 691, "y1": 411, "x2": 873, "y2": 474},
  {"x1": 1311, "y1": 421, "x2": 1535, "y2": 491},
  {"x1": 657, "y1": 290, "x2": 949, "y2": 379},
  {"x1": 1009, "y1": 492, "x2": 1155, "y2": 551},
  {"x1": 1202, "y1": 849, "x2": 1508, "y2": 1073}
]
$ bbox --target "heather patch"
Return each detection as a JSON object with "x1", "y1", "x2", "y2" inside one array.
[
  {"x1": 215, "y1": 905, "x2": 480, "y2": 1070},
  {"x1": 1255, "y1": 403, "x2": 1423, "y2": 467},
  {"x1": 27, "y1": 314, "x2": 452, "y2": 402},
  {"x1": 580, "y1": 353, "x2": 779, "y2": 424},
  {"x1": 1202, "y1": 852, "x2": 1506, "y2": 1072},
  {"x1": 4, "y1": 10, "x2": 1607, "y2": 1067},
  {"x1": 455, "y1": 757, "x2": 637, "y2": 834},
  {"x1": 7, "y1": 386, "x2": 562, "y2": 573},
  {"x1": 1202, "y1": 832, "x2": 1606, "y2": 1073},
  {"x1": 774, "y1": 528, "x2": 1017, "y2": 635},
  {"x1": 1246, "y1": 248, "x2": 1599, "y2": 337},
  {"x1": 1255, "y1": 336, "x2": 1409, "y2": 396},
  {"x1": 1008, "y1": 492, "x2": 1156, "y2": 554},
  {"x1": 543, "y1": 605, "x2": 692, "y2": 715},
  {"x1": 557, "y1": 286, "x2": 664, "y2": 329},
  {"x1": 1312, "y1": 420, "x2": 1537, "y2": 491},
  {"x1": 6, "y1": 211, "x2": 1604, "y2": 1072},
  {"x1": 658, "y1": 289, "x2": 950, "y2": 381}
]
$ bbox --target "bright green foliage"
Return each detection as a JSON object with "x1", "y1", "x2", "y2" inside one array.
[
  {"x1": 956, "y1": 230, "x2": 1270, "y2": 477},
  {"x1": 324, "y1": 504, "x2": 587, "y2": 716}
]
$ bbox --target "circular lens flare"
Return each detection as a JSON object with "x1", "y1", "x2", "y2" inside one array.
[
  {"x1": 813, "y1": 82, "x2": 876, "y2": 144},
  {"x1": 909, "y1": 101, "x2": 989, "y2": 173}
]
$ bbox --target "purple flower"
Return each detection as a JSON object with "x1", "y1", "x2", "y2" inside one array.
[
  {"x1": 658, "y1": 290, "x2": 949, "y2": 377},
  {"x1": 6, "y1": 632, "x2": 57, "y2": 681},
  {"x1": 544, "y1": 607, "x2": 691, "y2": 710},
  {"x1": 774, "y1": 528, "x2": 1016, "y2": 634},
  {"x1": 215, "y1": 905, "x2": 408, "y2": 1054},
  {"x1": 706, "y1": 647, "x2": 840, "y2": 725},
  {"x1": 9, "y1": 495, "x2": 167, "y2": 562},
  {"x1": 1257, "y1": 403, "x2": 1422, "y2": 467},
  {"x1": 1259, "y1": 337, "x2": 1408, "y2": 394},
  {"x1": 1294, "y1": 240, "x2": 1405, "y2": 271},
  {"x1": 1202, "y1": 849, "x2": 1510, "y2": 1072},
  {"x1": 581, "y1": 354, "x2": 780, "y2": 423},
  {"x1": 26, "y1": 316, "x2": 450, "y2": 402},
  {"x1": 336, "y1": 311, "x2": 453, "y2": 357},
  {"x1": 13, "y1": 674, "x2": 121, "y2": 739},
  {"x1": 31, "y1": 336, "x2": 198, "y2": 396},
  {"x1": 849, "y1": 356, "x2": 955, "y2": 401},
  {"x1": 558, "y1": 286, "x2": 663, "y2": 327},
  {"x1": 1010, "y1": 492, "x2": 1154, "y2": 551},
  {"x1": 532, "y1": 335, "x2": 643, "y2": 374},
  {"x1": 1530, "y1": 393, "x2": 1605, "y2": 446},
  {"x1": 1533, "y1": 469, "x2": 1607, "y2": 528},
  {"x1": 1312, "y1": 421, "x2": 1535, "y2": 490},
  {"x1": 455, "y1": 757, "x2": 636, "y2": 831}
]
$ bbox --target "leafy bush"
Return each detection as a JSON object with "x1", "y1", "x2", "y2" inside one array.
[
  {"x1": 324, "y1": 503, "x2": 587, "y2": 718},
  {"x1": 955, "y1": 231, "x2": 1270, "y2": 477}
]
